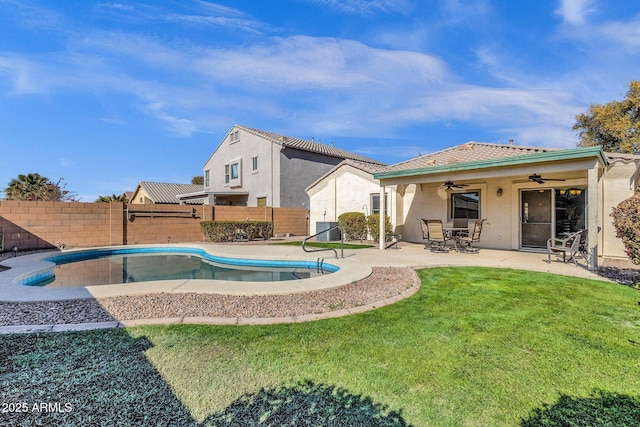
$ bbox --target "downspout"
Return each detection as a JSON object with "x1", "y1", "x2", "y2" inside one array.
[
  {"x1": 334, "y1": 177, "x2": 337, "y2": 221},
  {"x1": 271, "y1": 139, "x2": 274, "y2": 207},
  {"x1": 379, "y1": 185, "x2": 386, "y2": 250}
]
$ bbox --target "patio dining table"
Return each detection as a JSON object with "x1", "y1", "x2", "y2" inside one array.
[
  {"x1": 444, "y1": 227, "x2": 468, "y2": 238},
  {"x1": 444, "y1": 227, "x2": 468, "y2": 250}
]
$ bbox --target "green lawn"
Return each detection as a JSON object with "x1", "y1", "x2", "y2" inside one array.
[{"x1": 2, "y1": 267, "x2": 639, "y2": 426}]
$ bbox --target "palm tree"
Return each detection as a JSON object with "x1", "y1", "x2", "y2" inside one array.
[
  {"x1": 4, "y1": 173, "x2": 53, "y2": 200},
  {"x1": 95, "y1": 194, "x2": 128, "y2": 203}
]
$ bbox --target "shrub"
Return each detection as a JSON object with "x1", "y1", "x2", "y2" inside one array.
[
  {"x1": 366, "y1": 214, "x2": 392, "y2": 242},
  {"x1": 200, "y1": 221, "x2": 273, "y2": 242},
  {"x1": 610, "y1": 194, "x2": 640, "y2": 264},
  {"x1": 338, "y1": 212, "x2": 367, "y2": 241}
]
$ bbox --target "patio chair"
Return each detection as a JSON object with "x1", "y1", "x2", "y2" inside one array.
[
  {"x1": 452, "y1": 217, "x2": 468, "y2": 229},
  {"x1": 578, "y1": 229, "x2": 589, "y2": 261},
  {"x1": 426, "y1": 219, "x2": 449, "y2": 252},
  {"x1": 547, "y1": 229, "x2": 584, "y2": 266},
  {"x1": 455, "y1": 219, "x2": 485, "y2": 253},
  {"x1": 418, "y1": 218, "x2": 429, "y2": 240}
]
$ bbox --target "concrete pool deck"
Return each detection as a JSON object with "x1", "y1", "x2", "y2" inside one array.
[{"x1": 0, "y1": 241, "x2": 606, "y2": 304}]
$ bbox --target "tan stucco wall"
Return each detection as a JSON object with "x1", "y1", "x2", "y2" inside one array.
[
  {"x1": 601, "y1": 161, "x2": 638, "y2": 258},
  {"x1": 129, "y1": 187, "x2": 153, "y2": 204}
]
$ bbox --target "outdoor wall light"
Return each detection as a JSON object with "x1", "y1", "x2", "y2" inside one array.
[{"x1": 496, "y1": 188, "x2": 503, "y2": 197}]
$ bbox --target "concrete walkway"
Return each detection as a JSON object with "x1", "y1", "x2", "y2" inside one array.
[{"x1": 352, "y1": 241, "x2": 603, "y2": 280}]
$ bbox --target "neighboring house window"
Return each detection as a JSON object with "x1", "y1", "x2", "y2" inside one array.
[
  {"x1": 252, "y1": 156, "x2": 258, "y2": 172},
  {"x1": 371, "y1": 193, "x2": 388, "y2": 215},
  {"x1": 225, "y1": 158, "x2": 242, "y2": 187},
  {"x1": 229, "y1": 130, "x2": 239, "y2": 143},
  {"x1": 204, "y1": 170, "x2": 210, "y2": 188},
  {"x1": 257, "y1": 197, "x2": 267, "y2": 207},
  {"x1": 450, "y1": 191, "x2": 479, "y2": 219}
]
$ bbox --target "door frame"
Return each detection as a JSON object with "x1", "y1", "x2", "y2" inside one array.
[{"x1": 520, "y1": 188, "x2": 553, "y2": 249}]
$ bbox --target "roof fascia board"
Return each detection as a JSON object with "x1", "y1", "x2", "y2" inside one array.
[{"x1": 374, "y1": 146, "x2": 607, "y2": 180}]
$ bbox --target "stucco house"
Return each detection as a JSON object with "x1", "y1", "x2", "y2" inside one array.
[
  {"x1": 130, "y1": 182, "x2": 204, "y2": 205},
  {"x1": 306, "y1": 159, "x2": 393, "y2": 235},
  {"x1": 308, "y1": 140, "x2": 639, "y2": 269},
  {"x1": 200, "y1": 125, "x2": 385, "y2": 208}
]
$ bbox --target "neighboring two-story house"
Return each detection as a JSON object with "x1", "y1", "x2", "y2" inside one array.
[{"x1": 200, "y1": 125, "x2": 385, "y2": 208}]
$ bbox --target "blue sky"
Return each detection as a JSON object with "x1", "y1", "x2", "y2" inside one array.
[{"x1": 1, "y1": 0, "x2": 639, "y2": 201}]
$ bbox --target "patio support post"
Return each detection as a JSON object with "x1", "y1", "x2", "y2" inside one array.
[
  {"x1": 379, "y1": 185, "x2": 386, "y2": 250},
  {"x1": 587, "y1": 166, "x2": 599, "y2": 270}
]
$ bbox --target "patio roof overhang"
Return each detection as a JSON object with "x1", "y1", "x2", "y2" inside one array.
[
  {"x1": 209, "y1": 191, "x2": 250, "y2": 196},
  {"x1": 176, "y1": 191, "x2": 207, "y2": 201},
  {"x1": 373, "y1": 146, "x2": 607, "y2": 184}
]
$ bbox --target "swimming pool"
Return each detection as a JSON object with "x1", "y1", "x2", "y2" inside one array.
[{"x1": 22, "y1": 247, "x2": 339, "y2": 287}]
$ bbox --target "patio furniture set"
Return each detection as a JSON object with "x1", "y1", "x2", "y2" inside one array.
[
  {"x1": 418, "y1": 218, "x2": 485, "y2": 253},
  {"x1": 419, "y1": 218, "x2": 587, "y2": 266}
]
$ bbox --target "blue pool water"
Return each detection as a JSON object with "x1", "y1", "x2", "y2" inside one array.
[{"x1": 23, "y1": 247, "x2": 338, "y2": 287}]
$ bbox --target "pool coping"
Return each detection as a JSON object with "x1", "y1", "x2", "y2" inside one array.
[{"x1": 0, "y1": 244, "x2": 373, "y2": 303}]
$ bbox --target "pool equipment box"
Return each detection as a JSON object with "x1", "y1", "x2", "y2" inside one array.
[{"x1": 316, "y1": 222, "x2": 340, "y2": 242}]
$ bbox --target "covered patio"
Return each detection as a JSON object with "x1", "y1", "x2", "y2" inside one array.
[{"x1": 373, "y1": 144, "x2": 638, "y2": 271}]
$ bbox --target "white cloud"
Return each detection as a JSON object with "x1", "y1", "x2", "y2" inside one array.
[
  {"x1": 599, "y1": 14, "x2": 640, "y2": 48},
  {"x1": 142, "y1": 100, "x2": 197, "y2": 137},
  {"x1": 195, "y1": 35, "x2": 448, "y2": 90},
  {"x1": 555, "y1": 0, "x2": 595, "y2": 25},
  {"x1": 160, "y1": 11, "x2": 271, "y2": 34},
  {"x1": 306, "y1": 0, "x2": 411, "y2": 15}
]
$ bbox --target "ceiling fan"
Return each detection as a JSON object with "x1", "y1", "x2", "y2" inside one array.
[
  {"x1": 441, "y1": 181, "x2": 469, "y2": 191},
  {"x1": 527, "y1": 174, "x2": 566, "y2": 184}
]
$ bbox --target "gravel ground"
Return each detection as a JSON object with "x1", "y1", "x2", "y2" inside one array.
[
  {"x1": 597, "y1": 258, "x2": 640, "y2": 287},
  {"x1": 0, "y1": 267, "x2": 417, "y2": 326}
]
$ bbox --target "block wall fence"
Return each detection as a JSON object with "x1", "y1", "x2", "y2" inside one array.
[{"x1": 0, "y1": 201, "x2": 309, "y2": 251}]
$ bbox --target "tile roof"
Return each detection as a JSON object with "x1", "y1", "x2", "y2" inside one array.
[
  {"x1": 237, "y1": 125, "x2": 385, "y2": 165},
  {"x1": 306, "y1": 158, "x2": 389, "y2": 191},
  {"x1": 384, "y1": 142, "x2": 554, "y2": 172},
  {"x1": 138, "y1": 182, "x2": 204, "y2": 204}
]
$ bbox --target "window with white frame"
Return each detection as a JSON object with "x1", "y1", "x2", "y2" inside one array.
[
  {"x1": 450, "y1": 191, "x2": 479, "y2": 220},
  {"x1": 224, "y1": 158, "x2": 242, "y2": 187},
  {"x1": 204, "y1": 170, "x2": 210, "y2": 188},
  {"x1": 370, "y1": 193, "x2": 388, "y2": 215},
  {"x1": 252, "y1": 156, "x2": 258, "y2": 172}
]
